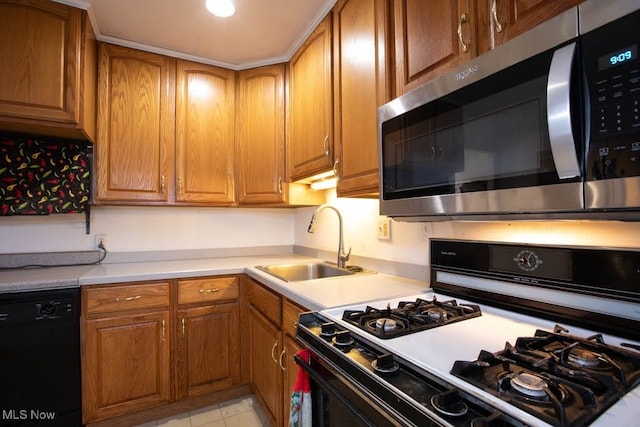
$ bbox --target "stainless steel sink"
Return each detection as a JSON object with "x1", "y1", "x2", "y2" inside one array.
[{"x1": 255, "y1": 262, "x2": 363, "y2": 282}]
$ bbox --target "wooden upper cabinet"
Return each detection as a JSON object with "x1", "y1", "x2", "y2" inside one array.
[
  {"x1": 287, "y1": 14, "x2": 334, "y2": 181},
  {"x1": 0, "y1": 0, "x2": 97, "y2": 141},
  {"x1": 393, "y1": 0, "x2": 583, "y2": 96},
  {"x1": 236, "y1": 64, "x2": 286, "y2": 204},
  {"x1": 477, "y1": 0, "x2": 583, "y2": 55},
  {"x1": 394, "y1": 0, "x2": 477, "y2": 95},
  {"x1": 334, "y1": 0, "x2": 390, "y2": 197},
  {"x1": 96, "y1": 44, "x2": 175, "y2": 203},
  {"x1": 176, "y1": 61, "x2": 235, "y2": 205}
]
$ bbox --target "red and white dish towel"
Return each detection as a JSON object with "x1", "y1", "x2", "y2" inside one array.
[{"x1": 289, "y1": 349, "x2": 312, "y2": 427}]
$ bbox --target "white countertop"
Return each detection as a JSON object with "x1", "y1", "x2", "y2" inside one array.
[{"x1": 0, "y1": 254, "x2": 430, "y2": 310}]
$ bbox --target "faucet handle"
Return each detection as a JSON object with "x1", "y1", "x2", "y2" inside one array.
[{"x1": 339, "y1": 247, "x2": 352, "y2": 267}]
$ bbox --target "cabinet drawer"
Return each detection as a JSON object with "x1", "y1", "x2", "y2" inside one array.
[
  {"x1": 85, "y1": 282, "x2": 170, "y2": 315},
  {"x1": 248, "y1": 280, "x2": 281, "y2": 327},
  {"x1": 282, "y1": 299, "x2": 306, "y2": 339},
  {"x1": 178, "y1": 276, "x2": 239, "y2": 305}
]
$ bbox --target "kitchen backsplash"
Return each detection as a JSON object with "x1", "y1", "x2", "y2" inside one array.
[{"x1": 1, "y1": 189, "x2": 638, "y2": 271}]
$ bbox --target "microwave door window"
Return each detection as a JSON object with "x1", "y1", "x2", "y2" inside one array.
[{"x1": 382, "y1": 71, "x2": 564, "y2": 200}]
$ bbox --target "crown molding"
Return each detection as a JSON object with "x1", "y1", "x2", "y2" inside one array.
[{"x1": 50, "y1": 0, "x2": 338, "y2": 71}]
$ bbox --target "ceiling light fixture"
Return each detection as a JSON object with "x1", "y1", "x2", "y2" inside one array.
[{"x1": 206, "y1": 0, "x2": 235, "y2": 17}]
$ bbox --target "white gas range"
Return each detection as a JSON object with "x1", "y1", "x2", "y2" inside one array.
[{"x1": 295, "y1": 239, "x2": 640, "y2": 427}]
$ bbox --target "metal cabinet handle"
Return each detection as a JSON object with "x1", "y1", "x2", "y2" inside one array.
[
  {"x1": 182, "y1": 318, "x2": 186, "y2": 337},
  {"x1": 199, "y1": 288, "x2": 220, "y2": 294},
  {"x1": 116, "y1": 295, "x2": 141, "y2": 302},
  {"x1": 491, "y1": 0, "x2": 503, "y2": 33},
  {"x1": 161, "y1": 175, "x2": 165, "y2": 193},
  {"x1": 333, "y1": 159, "x2": 340, "y2": 180},
  {"x1": 279, "y1": 348, "x2": 287, "y2": 372},
  {"x1": 271, "y1": 341, "x2": 279, "y2": 363},
  {"x1": 322, "y1": 135, "x2": 330, "y2": 157},
  {"x1": 457, "y1": 13, "x2": 469, "y2": 53},
  {"x1": 277, "y1": 177, "x2": 283, "y2": 194},
  {"x1": 178, "y1": 176, "x2": 183, "y2": 193},
  {"x1": 161, "y1": 319, "x2": 166, "y2": 342}
]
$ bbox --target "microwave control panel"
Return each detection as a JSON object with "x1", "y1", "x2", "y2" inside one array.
[{"x1": 583, "y1": 9, "x2": 640, "y2": 180}]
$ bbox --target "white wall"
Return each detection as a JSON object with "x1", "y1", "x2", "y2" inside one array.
[
  {"x1": 294, "y1": 191, "x2": 640, "y2": 266},
  {"x1": 2, "y1": 194, "x2": 639, "y2": 264},
  {"x1": 0, "y1": 206, "x2": 295, "y2": 254}
]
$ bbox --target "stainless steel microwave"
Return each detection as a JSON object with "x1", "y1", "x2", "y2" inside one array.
[{"x1": 378, "y1": 0, "x2": 640, "y2": 221}]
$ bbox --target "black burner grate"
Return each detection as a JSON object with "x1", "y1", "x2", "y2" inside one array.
[{"x1": 342, "y1": 296, "x2": 482, "y2": 339}]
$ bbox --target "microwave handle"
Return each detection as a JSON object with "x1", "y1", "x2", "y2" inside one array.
[{"x1": 547, "y1": 42, "x2": 581, "y2": 179}]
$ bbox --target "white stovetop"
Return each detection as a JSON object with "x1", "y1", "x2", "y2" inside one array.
[{"x1": 322, "y1": 292, "x2": 640, "y2": 427}]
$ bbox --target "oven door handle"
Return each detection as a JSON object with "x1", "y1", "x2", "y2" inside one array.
[
  {"x1": 547, "y1": 41, "x2": 582, "y2": 179},
  {"x1": 294, "y1": 354, "x2": 378, "y2": 427}
]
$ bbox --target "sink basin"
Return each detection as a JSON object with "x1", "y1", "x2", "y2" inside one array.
[{"x1": 255, "y1": 262, "x2": 358, "y2": 282}]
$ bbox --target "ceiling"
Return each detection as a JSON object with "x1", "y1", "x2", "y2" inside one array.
[{"x1": 56, "y1": 0, "x2": 336, "y2": 70}]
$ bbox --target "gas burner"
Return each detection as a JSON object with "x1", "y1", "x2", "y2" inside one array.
[
  {"x1": 509, "y1": 373, "x2": 549, "y2": 399},
  {"x1": 567, "y1": 348, "x2": 602, "y2": 368},
  {"x1": 453, "y1": 326, "x2": 640, "y2": 426},
  {"x1": 342, "y1": 296, "x2": 481, "y2": 339},
  {"x1": 374, "y1": 318, "x2": 399, "y2": 331},
  {"x1": 422, "y1": 307, "x2": 448, "y2": 322}
]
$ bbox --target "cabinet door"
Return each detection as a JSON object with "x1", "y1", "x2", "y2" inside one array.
[
  {"x1": 175, "y1": 61, "x2": 235, "y2": 205},
  {"x1": 177, "y1": 302, "x2": 240, "y2": 399},
  {"x1": 96, "y1": 44, "x2": 175, "y2": 203},
  {"x1": 480, "y1": 0, "x2": 582, "y2": 54},
  {"x1": 0, "y1": 0, "x2": 96, "y2": 140},
  {"x1": 393, "y1": 0, "x2": 477, "y2": 95},
  {"x1": 0, "y1": 0, "x2": 81, "y2": 125},
  {"x1": 236, "y1": 64, "x2": 286, "y2": 203},
  {"x1": 288, "y1": 14, "x2": 334, "y2": 181},
  {"x1": 334, "y1": 0, "x2": 390, "y2": 197},
  {"x1": 249, "y1": 305, "x2": 283, "y2": 427},
  {"x1": 83, "y1": 311, "x2": 170, "y2": 423}
]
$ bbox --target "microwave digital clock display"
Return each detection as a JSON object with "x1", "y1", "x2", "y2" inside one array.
[{"x1": 598, "y1": 45, "x2": 637, "y2": 70}]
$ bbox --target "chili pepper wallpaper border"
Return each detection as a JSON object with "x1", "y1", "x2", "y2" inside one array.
[{"x1": 0, "y1": 133, "x2": 91, "y2": 215}]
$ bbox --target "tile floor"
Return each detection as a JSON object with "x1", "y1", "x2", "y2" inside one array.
[{"x1": 134, "y1": 395, "x2": 272, "y2": 427}]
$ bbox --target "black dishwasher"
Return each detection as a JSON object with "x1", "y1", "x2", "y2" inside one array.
[{"x1": 0, "y1": 288, "x2": 81, "y2": 426}]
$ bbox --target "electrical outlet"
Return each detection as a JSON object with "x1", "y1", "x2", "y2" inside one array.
[
  {"x1": 377, "y1": 218, "x2": 391, "y2": 240},
  {"x1": 95, "y1": 234, "x2": 107, "y2": 249}
]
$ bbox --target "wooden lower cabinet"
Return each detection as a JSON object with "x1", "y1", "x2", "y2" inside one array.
[
  {"x1": 82, "y1": 289, "x2": 171, "y2": 422},
  {"x1": 176, "y1": 302, "x2": 240, "y2": 398},
  {"x1": 249, "y1": 305, "x2": 284, "y2": 426},
  {"x1": 245, "y1": 277, "x2": 308, "y2": 427},
  {"x1": 82, "y1": 277, "x2": 242, "y2": 424}
]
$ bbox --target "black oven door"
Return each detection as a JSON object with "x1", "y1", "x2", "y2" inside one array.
[{"x1": 294, "y1": 355, "x2": 437, "y2": 427}]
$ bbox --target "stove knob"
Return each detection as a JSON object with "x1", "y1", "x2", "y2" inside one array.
[
  {"x1": 333, "y1": 330, "x2": 354, "y2": 347},
  {"x1": 431, "y1": 390, "x2": 468, "y2": 417},
  {"x1": 372, "y1": 353, "x2": 400, "y2": 375},
  {"x1": 321, "y1": 322, "x2": 337, "y2": 336},
  {"x1": 375, "y1": 353, "x2": 396, "y2": 370}
]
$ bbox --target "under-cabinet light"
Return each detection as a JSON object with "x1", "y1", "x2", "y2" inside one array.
[{"x1": 310, "y1": 177, "x2": 337, "y2": 191}]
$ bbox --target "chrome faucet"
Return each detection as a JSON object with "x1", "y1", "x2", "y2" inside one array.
[{"x1": 307, "y1": 204, "x2": 351, "y2": 269}]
